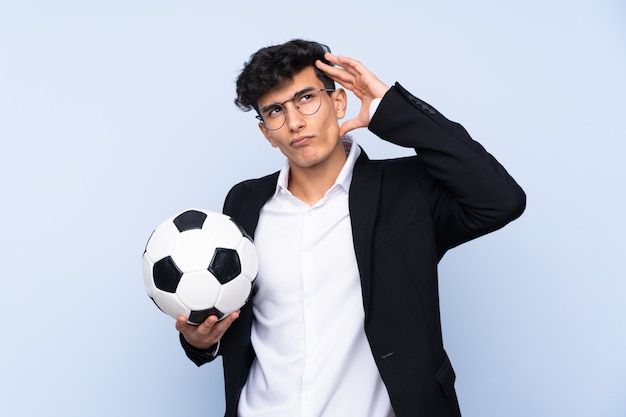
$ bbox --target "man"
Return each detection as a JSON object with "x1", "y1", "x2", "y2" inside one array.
[{"x1": 176, "y1": 39, "x2": 526, "y2": 417}]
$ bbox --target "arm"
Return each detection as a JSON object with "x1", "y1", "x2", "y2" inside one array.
[
  {"x1": 372, "y1": 83, "x2": 526, "y2": 252},
  {"x1": 317, "y1": 52, "x2": 525, "y2": 252}
]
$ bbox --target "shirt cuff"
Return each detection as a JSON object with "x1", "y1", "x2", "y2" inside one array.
[{"x1": 369, "y1": 97, "x2": 382, "y2": 120}]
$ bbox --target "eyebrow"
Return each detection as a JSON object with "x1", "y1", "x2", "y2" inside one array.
[{"x1": 259, "y1": 87, "x2": 317, "y2": 114}]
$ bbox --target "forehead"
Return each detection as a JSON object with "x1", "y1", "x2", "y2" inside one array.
[{"x1": 257, "y1": 66, "x2": 323, "y2": 107}]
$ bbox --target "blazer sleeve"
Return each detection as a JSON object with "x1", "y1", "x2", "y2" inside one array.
[
  {"x1": 179, "y1": 332, "x2": 219, "y2": 367},
  {"x1": 368, "y1": 82, "x2": 526, "y2": 254}
]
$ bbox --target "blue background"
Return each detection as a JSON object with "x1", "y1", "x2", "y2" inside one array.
[{"x1": 1, "y1": 1, "x2": 625, "y2": 416}]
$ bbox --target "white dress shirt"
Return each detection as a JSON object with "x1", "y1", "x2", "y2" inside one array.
[{"x1": 238, "y1": 138, "x2": 395, "y2": 417}]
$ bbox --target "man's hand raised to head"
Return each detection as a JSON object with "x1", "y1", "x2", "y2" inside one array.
[{"x1": 316, "y1": 52, "x2": 390, "y2": 137}]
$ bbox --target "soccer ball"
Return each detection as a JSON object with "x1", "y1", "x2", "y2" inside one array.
[{"x1": 142, "y1": 208, "x2": 257, "y2": 324}]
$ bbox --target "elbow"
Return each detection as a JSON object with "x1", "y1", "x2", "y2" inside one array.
[
  {"x1": 478, "y1": 183, "x2": 527, "y2": 232},
  {"x1": 494, "y1": 183, "x2": 526, "y2": 227},
  {"x1": 508, "y1": 184, "x2": 527, "y2": 221}
]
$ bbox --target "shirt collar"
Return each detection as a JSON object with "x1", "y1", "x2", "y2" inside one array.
[{"x1": 274, "y1": 136, "x2": 361, "y2": 198}]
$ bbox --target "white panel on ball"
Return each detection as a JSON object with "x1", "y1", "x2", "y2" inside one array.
[
  {"x1": 215, "y1": 277, "x2": 252, "y2": 314},
  {"x1": 145, "y1": 220, "x2": 180, "y2": 261},
  {"x1": 237, "y1": 238, "x2": 258, "y2": 282},
  {"x1": 176, "y1": 270, "x2": 222, "y2": 310},
  {"x1": 152, "y1": 290, "x2": 190, "y2": 319},
  {"x1": 142, "y1": 255, "x2": 157, "y2": 297},
  {"x1": 203, "y1": 214, "x2": 244, "y2": 249},
  {"x1": 170, "y1": 229, "x2": 217, "y2": 272}
]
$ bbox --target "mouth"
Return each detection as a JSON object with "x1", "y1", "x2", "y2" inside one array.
[{"x1": 290, "y1": 136, "x2": 311, "y2": 147}]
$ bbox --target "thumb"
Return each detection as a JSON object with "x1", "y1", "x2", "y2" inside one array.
[{"x1": 339, "y1": 118, "x2": 363, "y2": 137}]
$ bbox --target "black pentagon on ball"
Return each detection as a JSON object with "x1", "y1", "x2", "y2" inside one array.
[
  {"x1": 173, "y1": 209, "x2": 207, "y2": 232},
  {"x1": 208, "y1": 247, "x2": 241, "y2": 284},
  {"x1": 153, "y1": 256, "x2": 183, "y2": 293},
  {"x1": 189, "y1": 307, "x2": 224, "y2": 324}
]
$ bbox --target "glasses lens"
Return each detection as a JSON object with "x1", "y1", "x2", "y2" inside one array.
[
  {"x1": 260, "y1": 105, "x2": 285, "y2": 130},
  {"x1": 261, "y1": 89, "x2": 327, "y2": 130},
  {"x1": 294, "y1": 90, "x2": 322, "y2": 115}
]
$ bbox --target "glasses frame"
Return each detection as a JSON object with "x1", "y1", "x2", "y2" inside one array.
[{"x1": 256, "y1": 88, "x2": 335, "y2": 131}]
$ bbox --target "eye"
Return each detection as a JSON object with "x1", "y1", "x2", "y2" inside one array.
[
  {"x1": 297, "y1": 93, "x2": 315, "y2": 104},
  {"x1": 264, "y1": 105, "x2": 283, "y2": 118}
]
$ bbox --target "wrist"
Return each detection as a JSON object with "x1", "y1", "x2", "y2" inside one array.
[{"x1": 179, "y1": 332, "x2": 220, "y2": 357}]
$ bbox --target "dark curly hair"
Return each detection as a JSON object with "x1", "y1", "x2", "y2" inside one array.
[{"x1": 234, "y1": 39, "x2": 335, "y2": 113}]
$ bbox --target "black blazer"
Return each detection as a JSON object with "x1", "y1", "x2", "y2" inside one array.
[{"x1": 182, "y1": 83, "x2": 526, "y2": 417}]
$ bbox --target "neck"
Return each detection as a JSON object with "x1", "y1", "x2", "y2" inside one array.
[{"x1": 288, "y1": 141, "x2": 347, "y2": 206}]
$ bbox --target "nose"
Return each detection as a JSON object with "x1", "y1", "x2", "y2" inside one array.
[{"x1": 284, "y1": 102, "x2": 305, "y2": 132}]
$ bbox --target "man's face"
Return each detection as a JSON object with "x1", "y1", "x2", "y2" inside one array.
[{"x1": 256, "y1": 66, "x2": 346, "y2": 170}]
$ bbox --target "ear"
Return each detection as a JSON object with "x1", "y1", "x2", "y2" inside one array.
[
  {"x1": 332, "y1": 88, "x2": 347, "y2": 119},
  {"x1": 258, "y1": 123, "x2": 278, "y2": 147}
]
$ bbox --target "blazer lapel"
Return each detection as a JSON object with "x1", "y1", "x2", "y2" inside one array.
[
  {"x1": 228, "y1": 172, "x2": 278, "y2": 239},
  {"x1": 349, "y1": 149, "x2": 381, "y2": 313}
]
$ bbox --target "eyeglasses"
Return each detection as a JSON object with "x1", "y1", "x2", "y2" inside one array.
[{"x1": 256, "y1": 88, "x2": 335, "y2": 131}]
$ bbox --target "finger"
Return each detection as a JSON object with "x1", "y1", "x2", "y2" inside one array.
[
  {"x1": 195, "y1": 311, "x2": 239, "y2": 342},
  {"x1": 175, "y1": 315, "x2": 190, "y2": 332},
  {"x1": 316, "y1": 60, "x2": 345, "y2": 82},
  {"x1": 322, "y1": 52, "x2": 356, "y2": 70},
  {"x1": 197, "y1": 314, "x2": 220, "y2": 334},
  {"x1": 326, "y1": 53, "x2": 368, "y2": 77},
  {"x1": 323, "y1": 51, "x2": 338, "y2": 63},
  {"x1": 319, "y1": 70, "x2": 356, "y2": 93},
  {"x1": 214, "y1": 310, "x2": 240, "y2": 331},
  {"x1": 316, "y1": 58, "x2": 357, "y2": 85}
]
